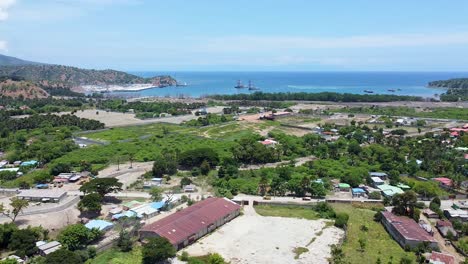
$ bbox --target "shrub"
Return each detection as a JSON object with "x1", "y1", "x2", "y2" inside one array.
[
  {"x1": 313, "y1": 202, "x2": 336, "y2": 219},
  {"x1": 334, "y1": 213, "x2": 349, "y2": 228},
  {"x1": 368, "y1": 191, "x2": 381, "y2": 200}
]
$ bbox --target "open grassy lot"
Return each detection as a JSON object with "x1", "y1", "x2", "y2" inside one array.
[
  {"x1": 254, "y1": 205, "x2": 320, "y2": 220},
  {"x1": 87, "y1": 247, "x2": 142, "y2": 264},
  {"x1": 332, "y1": 204, "x2": 416, "y2": 263}
]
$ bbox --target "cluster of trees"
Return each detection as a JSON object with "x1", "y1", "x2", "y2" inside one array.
[
  {"x1": 0, "y1": 96, "x2": 87, "y2": 116},
  {"x1": 78, "y1": 178, "x2": 123, "y2": 216},
  {"x1": 1, "y1": 114, "x2": 104, "y2": 132},
  {"x1": 185, "y1": 113, "x2": 233, "y2": 127},
  {"x1": 98, "y1": 99, "x2": 205, "y2": 118},
  {"x1": 336, "y1": 106, "x2": 468, "y2": 120},
  {"x1": 428, "y1": 78, "x2": 468, "y2": 101},
  {"x1": 231, "y1": 137, "x2": 280, "y2": 164},
  {"x1": 210, "y1": 92, "x2": 424, "y2": 102},
  {"x1": 0, "y1": 224, "x2": 48, "y2": 258}
]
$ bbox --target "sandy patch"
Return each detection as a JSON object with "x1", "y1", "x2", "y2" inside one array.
[{"x1": 183, "y1": 206, "x2": 344, "y2": 264}]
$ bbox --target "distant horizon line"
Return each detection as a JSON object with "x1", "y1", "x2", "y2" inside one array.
[{"x1": 125, "y1": 70, "x2": 468, "y2": 73}]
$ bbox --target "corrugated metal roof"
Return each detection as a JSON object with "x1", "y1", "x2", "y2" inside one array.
[
  {"x1": 140, "y1": 197, "x2": 240, "y2": 245},
  {"x1": 382, "y1": 211, "x2": 436, "y2": 243}
]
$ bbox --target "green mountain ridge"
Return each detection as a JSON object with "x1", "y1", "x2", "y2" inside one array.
[
  {"x1": 0, "y1": 54, "x2": 176, "y2": 90},
  {"x1": 428, "y1": 78, "x2": 468, "y2": 101},
  {"x1": 0, "y1": 54, "x2": 41, "y2": 66}
]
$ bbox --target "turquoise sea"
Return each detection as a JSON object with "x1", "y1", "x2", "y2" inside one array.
[{"x1": 114, "y1": 71, "x2": 468, "y2": 98}]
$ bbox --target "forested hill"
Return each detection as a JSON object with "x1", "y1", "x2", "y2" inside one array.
[
  {"x1": 428, "y1": 78, "x2": 468, "y2": 101},
  {"x1": 0, "y1": 78, "x2": 49, "y2": 99},
  {"x1": 0, "y1": 64, "x2": 176, "y2": 88},
  {"x1": 0, "y1": 54, "x2": 41, "y2": 66},
  {"x1": 428, "y1": 78, "x2": 468, "y2": 89}
]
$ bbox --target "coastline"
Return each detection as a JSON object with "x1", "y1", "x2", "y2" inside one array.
[{"x1": 81, "y1": 83, "x2": 166, "y2": 92}]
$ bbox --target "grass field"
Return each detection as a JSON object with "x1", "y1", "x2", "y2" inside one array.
[
  {"x1": 88, "y1": 247, "x2": 142, "y2": 264},
  {"x1": 332, "y1": 204, "x2": 416, "y2": 263},
  {"x1": 254, "y1": 205, "x2": 320, "y2": 220}
]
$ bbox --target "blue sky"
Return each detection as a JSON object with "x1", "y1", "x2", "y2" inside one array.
[{"x1": 1, "y1": 0, "x2": 468, "y2": 71}]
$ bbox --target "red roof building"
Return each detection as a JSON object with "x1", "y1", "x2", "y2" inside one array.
[
  {"x1": 433, "y1": 177, "x2": 453, "y2": 188},
  {"x1": 381, "y1": 211, "x2": 438, "y2": 250},
  {"x1": 464, "y1": 153, "x2": 468, "y2": 160},
  {"x1": 139, "y1": 197, "x2": 240, "y2": 249},
  {"x1": 429, "y1": 252, "x2": 455, "y2": 264}
]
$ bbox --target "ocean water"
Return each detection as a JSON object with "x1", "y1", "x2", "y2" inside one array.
[{"x1": 116, "y1": 71, "x2": 468, "y2": 98}]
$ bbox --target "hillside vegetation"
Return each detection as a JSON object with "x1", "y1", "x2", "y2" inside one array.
[
  {"x1": 428, "y1": 78, "x2": 468, "y2": 101},
  {"x1": 0, "y1": 79, "x2": 49, "y2": 99},
  {"x1": 0, "y1": 54, "x2": 41, "y2": 66},
  {"x1": 0, "y1": 64, "x2": 176, "y2": 88}
]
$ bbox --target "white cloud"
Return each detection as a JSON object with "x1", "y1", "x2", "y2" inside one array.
[
  {"x1": 0, "y1": 40, "x2": 7, "y2": 51},
  {"x1": 0, "y1": 0, "x2": 16, "y2": 21}
]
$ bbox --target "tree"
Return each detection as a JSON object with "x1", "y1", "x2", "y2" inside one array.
[
  {"x1": 45, "y1": 249, "x2": 83, "y2": 264},
  {"x1": 258, "y1": 174, "x2": 269, "y2": 196},
  {"x1": 142, "y1": 237, "x2": 176, "y2": 264},
  {"x1": 58, "y1": 224, "x2": 102, "y2": 251},
  {"x1": 180, "y1": 177, "x2": 192, "y2": 187},
  {"x1": 392, "y1": 191, "x2": 418, "y2": 218},
  {"x1": 78, "y1": 193, "x2": 102, "y2": 215},
  {"x1": 8, "y1": 228, "x2": 40, "y2": 257},
  {"x1": 79, "y1": 178, "x2": 123, "y2": 197},
  {"x1": 310, "y1": 182, "x2": 327, "y2": 197},
  {"x1": 200, "y1": 160, "x2": 211, "y2": 175},
  {"x1": 116, "y1": 230, "x2": 133, "y2": 252},
  {"x1": 208, "y1": 253, "x2": 225, "y2": 264},
  {"x1": 334, "y1": 213, "x2": 349, "y2": 228},
  {"x1": 0, "y1": 197, "x2": 30, "y2": 223},
  {"x1": 399, "y1": 256, "x2": 412, "y2": 264},
  {"x1": 150, "y1": 187, "x2": 163, "y2": 202}
]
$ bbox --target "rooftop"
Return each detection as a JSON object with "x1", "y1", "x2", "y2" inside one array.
[
  {"x1": 371, "y1": 177, "x2": 384, "y2": 183},
  {"x1": 433, "y1": 177, "x2": 453, "y2": 186},
  {"x1": 429, "y1": 252, "x2": 455, "y2": 264},
  {"x1": 369, "y1": 172, "x2": 388, "y2": 177},
  {"x1": 18, "y1": 189, "x2": 67, "y2": 199},
  {"x1": 85, "y1": 220, "x2": 114, "y2": 231},
  {"x1": 140, "y1": 197, "x2": 240, "y2": 245},
  {"x1": 382, "y1": 211, "x2": 436, "y2": 243},
  {"x1": 377, "y1": 184, "x2": 404, "y2": 196}
]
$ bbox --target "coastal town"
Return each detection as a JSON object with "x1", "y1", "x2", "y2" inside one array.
[{"x1": 1, "y1": 1, "x2": 468, "y2": 264}]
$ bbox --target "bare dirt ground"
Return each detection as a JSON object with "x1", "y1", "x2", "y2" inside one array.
[
  {"x1": 182, "y1": 203, "x2": 344, "y2": 264},
  {"x1": 58, "y1": 107, "x2": 225, "y2": 127},
  {"x1": 0, "y1": 206, "x2": 80, "y2": 234}
]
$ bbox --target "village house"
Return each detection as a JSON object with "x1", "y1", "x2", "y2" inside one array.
[
  {"x1": 432, "y1": 177, "x2": 453, "y2": 189},
  {"x1": 381, "y1": 211, "x2": 438, "y2": 250},
  {"x1": 436, "y1": 220, "x2": 457, "y2": 239},
  {"x1": 36, "y1": 241, "x2": 61, "y2": 256},
  {"x1": 17, "y1": 189, "x2": 67, "y2": 203},
  {"x1": 369, "y1": 172, "x2": 388, "y2": 180},
  {"x1": 139, "y1": 197, "x2": 240, "y2": 250}
]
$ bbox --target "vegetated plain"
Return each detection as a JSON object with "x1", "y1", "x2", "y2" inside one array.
[{"x1": 332, "y1": 204, "x2": 416, "y2": 263}]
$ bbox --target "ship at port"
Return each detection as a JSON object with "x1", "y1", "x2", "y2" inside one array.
[
  {"x1": 387, "y1": 89, "x2": 396, "y2": 92},
  {"x1": 234, "y1": 80, "x2": 246, "y2": 89},
  {"x1": 176, "y1": 81, "x2": 188, "y2": 87},
  {"x1": 248, "y1": 80, "x2": 260, "y2": 91},
  {"x1": 364, "y1": 89, "x2": 374, "y2": 93}
]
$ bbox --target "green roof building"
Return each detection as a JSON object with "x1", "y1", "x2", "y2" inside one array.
[{"x1": 377, "y1": 184, "x2": 404, "y2": 197}]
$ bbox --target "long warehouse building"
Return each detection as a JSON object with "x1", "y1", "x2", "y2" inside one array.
[{"x1": 139, "y1": 197, "x2": 240, "y2": 250}]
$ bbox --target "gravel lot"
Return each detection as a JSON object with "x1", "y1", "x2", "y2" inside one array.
[{"x1": 182, "y1": 204, "x2": 344, "y2": 264}]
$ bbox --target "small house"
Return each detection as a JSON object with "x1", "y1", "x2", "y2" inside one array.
[
  {"x1": 369, "y1": 172, "x2": 388, "y2": 180},
  {"x1": 428, "y1": 252, "x2": 456, "y2": 264},
  {"x1": 337, "y1": 183, "x2": 351, "y2": 192},
  {"x1": 184, "y1": 184, "x2": 196, "y2": 193},
  {"x1": 17, "y1": 189, "x2": 67, "y2": 203},
  {"x1": 377, "y1": 184, "x2": 404, "y2": 198},
  {"x1": 433, "y1": 177, "x2": 453, "y2": 189},
  {"x1": 443, "y1": 209, "x2": 468, "y2": 222},
  {"x1": 422, "y1": 208, "x2": 439, "y2": 219},
  {"x1": 371, "y1": 177, "x2": 385, "y2": 187},
  {"x1": 436, "y1": 220, "x2": 457, "y2": 239},
  {"x1": 36, "y1": 241, "x2": 61, "y2": 256},
  {"x1": 352, "y1": 188, "x2": 366, "y2": 198},
  {"x1": 85, "y1": 220, "x2": 114, "y2": 232}
]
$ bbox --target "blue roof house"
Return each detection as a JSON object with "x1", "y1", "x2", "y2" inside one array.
[{"x1": 85, "y1": 220, "x2": 114, "y2": 232}]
